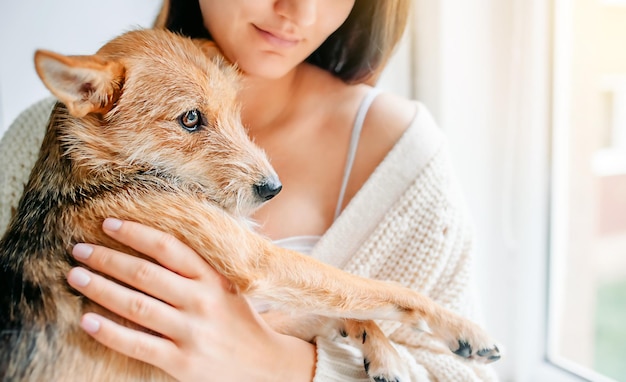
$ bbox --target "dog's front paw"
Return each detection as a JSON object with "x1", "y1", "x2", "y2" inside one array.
[
  {"x1": 363, "y1": 355, "x2": 408, "y2": 382},
  {"x1": 341, "y1": 321, "x2": 409, "y2": 382},
  {"x1": 451, "y1": 339, "x2": 501, "y2": 363},
  {"x1": 429, "y1": 313, "x2": 502, "y2": 364}
]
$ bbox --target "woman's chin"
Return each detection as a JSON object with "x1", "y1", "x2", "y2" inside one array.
[
  {"x1": 242, "y1": 68, "x2": 293, "y2": 81},
  {"x1": 236, "y1": 56, "x2": 302, "y2": 81}
]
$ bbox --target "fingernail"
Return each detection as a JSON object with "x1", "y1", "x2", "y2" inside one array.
[
  {"x1": 81, "y1": 314, "x2": 101, "y2": 333},
  {"x1": 103, "y1": 218, "x2": 123, "y2": 231},
  {"x1": 68, "y1": 268, "x2": 91, "y2": 287},
  {"x1": 72, "y1": 243, "x2": 93, "y2": 260}
]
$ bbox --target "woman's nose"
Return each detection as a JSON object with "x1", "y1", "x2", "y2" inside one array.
[{"x1": 275, "y1": 0, "x2": 316, "y2": 27}]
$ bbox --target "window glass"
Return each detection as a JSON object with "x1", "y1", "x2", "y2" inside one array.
[{"x1": 549, "y1": 0, "x2": 626, "y2": 380}]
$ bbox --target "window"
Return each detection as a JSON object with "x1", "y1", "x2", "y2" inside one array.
[
  {"x1": 548, "y1": 0, "x2": 626, "y2": 380},
  {"x1": 401, "y1": 0, "x2": 626, "y2": 380}
]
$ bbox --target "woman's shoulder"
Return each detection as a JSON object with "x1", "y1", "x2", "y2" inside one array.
[{"x1": 361, "y1": 89, "x2": 419, "y2": 153}]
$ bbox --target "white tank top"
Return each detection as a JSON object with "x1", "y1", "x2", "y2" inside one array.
[{"x1": 273, "y1": 87, "x2": 382, "y2": 255}]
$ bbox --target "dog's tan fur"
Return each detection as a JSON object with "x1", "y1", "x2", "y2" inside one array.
[{"x1": 0, "y1": 29, "x2": 499, "y2": 381}]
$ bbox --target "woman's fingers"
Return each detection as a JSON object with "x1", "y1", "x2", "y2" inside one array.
[
  {"x1": 67, "y1": 267, "x2": 185, "y2": 339},
  {"x1": 101, "y1": 218, "x2": 216, "y2": 280},
  {"x1": 72, "y1": 243, "x2": 192, "y2": 308},
  {"x1": 79, "y1": 312, "x2": 181, "y2": 373}
]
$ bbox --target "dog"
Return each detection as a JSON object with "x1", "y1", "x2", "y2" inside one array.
[{"x1": 0, "y1": 29, "x2": 500, "y2": 381}]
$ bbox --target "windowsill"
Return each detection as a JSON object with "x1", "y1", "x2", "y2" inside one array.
[{"x1": 548, "y1": 356, "x2": 620, "y2": 382}]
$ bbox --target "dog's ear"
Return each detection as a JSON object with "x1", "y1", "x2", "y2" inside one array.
[
  {"x1": 34, "y1": 50, "x2": 125, "y2": 118},
  {"x1": 192, "y1": 40, "x2": 240, "y2": 78},
  {"x1": 193, "y1": 40, "x2": 222, "y2": 59}
]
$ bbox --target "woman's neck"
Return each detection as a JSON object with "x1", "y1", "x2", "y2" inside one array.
[{"x1": 238, "y1": 65, "x2": 306, "y2": 135}]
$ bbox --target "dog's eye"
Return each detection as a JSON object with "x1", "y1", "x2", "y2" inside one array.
[{"x1": 178, "y1": 109, "x2": 204, "y2": 132}]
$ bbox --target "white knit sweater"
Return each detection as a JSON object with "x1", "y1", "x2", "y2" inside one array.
[{"x1": 0, "y1": 98, "x2": 497, "y2": 381}]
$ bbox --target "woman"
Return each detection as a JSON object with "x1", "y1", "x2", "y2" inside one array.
[{"x1": 0, "y1": 0, "x2": 497, "y2": 380}]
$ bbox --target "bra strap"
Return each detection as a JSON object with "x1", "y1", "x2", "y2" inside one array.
[{"x1": 334, "y1": 87, "x2": 382, "y2": 220}]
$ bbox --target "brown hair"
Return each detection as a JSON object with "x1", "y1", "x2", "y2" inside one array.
[{"x1": 153, "y1": 0, "x2": 411, "y2": 84}]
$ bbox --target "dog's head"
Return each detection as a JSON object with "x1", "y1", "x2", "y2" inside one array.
[{"x1": 33, "y1": 29, "x2": 281, "y2": 216}]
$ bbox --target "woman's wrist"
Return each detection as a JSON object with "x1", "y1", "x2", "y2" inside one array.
[{"x1": 271, "y1": 332, "x2": 316, "y2": 382}]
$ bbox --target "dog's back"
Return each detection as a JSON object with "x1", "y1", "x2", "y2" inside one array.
[{"x1": 0, "y1": 28, "x2": 278, "y2": 381}]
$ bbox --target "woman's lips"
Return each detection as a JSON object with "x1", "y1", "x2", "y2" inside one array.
[{"x1": 254, "y1": 25, "x2": 300, "y2": 48}]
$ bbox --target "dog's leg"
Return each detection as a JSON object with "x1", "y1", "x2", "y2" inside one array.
[
  {"x1": 81, "y1": 192, "x2": 500, "y2": 364},
  {"x1": 344, "y1": 320, "x2": 408, "y2": 382},
  {"x1": 261, "y1": 312, "x2": 408, "y2": 382},
  {"x1": 245, "y1": 242, "x2": 500, "y2": 364}
]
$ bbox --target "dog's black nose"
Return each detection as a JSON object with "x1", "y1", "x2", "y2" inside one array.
[{"x1": 254, "y1": 178, "x2": 282, "y2": 201}]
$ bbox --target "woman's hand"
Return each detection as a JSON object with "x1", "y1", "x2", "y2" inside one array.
[{"x1": 66, "y1": 218, "x2": 316, "y2": 382}]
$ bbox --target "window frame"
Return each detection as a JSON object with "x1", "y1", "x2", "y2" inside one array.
[
  {"x1": 546, "y1": 0, "x2": 624, "y2": 380},
  {"x1": 506, "y1": 0, "x2": 621, "y2": 379},
  {"x1": 510, "y1": 0, "x2": 621, "y2": 379}
]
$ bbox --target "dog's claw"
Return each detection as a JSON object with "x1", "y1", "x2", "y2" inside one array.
[
  {"x1": 373, "y1": 377, "x2": 400, "y2": 382},
  {"x1": 452, "y1": 339, "x2": 501, "y2": 364},
  {"x1": 453, "y1": 340, "x2": 472, "y2": 358},
  {"x1": 477, "y1": 345, "x2": 501, "y2": 363},
  {"x1": 364, "y1": 358, "x2": 402, "y2": 382}
]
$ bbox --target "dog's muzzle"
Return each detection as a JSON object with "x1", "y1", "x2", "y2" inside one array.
[{"x1": 254, "y1": 177, "x2": 282, "y2": 201}]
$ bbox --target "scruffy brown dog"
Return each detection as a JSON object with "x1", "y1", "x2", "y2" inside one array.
[{"x1": 0, "y1": 29, "x2": 500, "y2": 381}]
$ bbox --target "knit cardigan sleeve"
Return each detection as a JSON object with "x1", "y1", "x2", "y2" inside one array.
[
  {"x1": 0, "y1": 97, "x2": 56, "y2": 234},
  {"x1": 311, "y1": 105, "x2": 498, "y2": 381}
]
